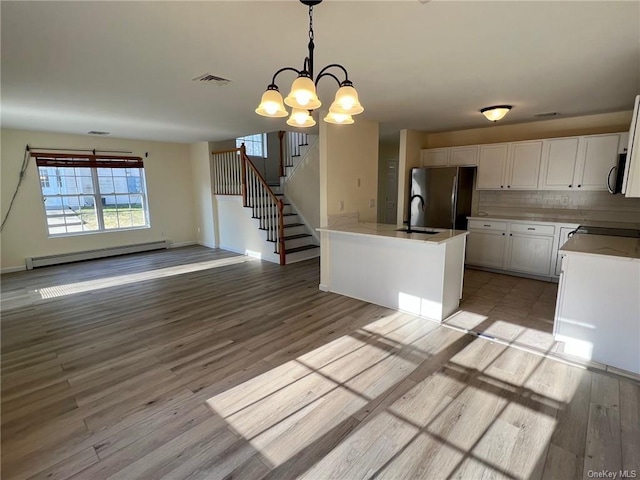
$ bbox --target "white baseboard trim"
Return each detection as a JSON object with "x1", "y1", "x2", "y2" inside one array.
[
  {"x1": 197, "y1": 241, "x2": 218, "y2": 249},
  {"x1": 319, "y1": 283, "x2": 330, "y2": 292},
  {"x1": 1, "y1": 265, "x2": 27, "y2": 274},
  {"x1": 169, "y1": 241, "x2": 197, "y2": 248},
  {"x1": 218, "y1": 245, "x2": 280, "y2": 265}
]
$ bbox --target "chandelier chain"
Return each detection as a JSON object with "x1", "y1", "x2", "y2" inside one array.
[{"x1": 308, "y1": 6, "x2": 314, "y2": 41}]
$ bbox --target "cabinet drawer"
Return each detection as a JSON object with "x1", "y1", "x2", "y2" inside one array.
[
  {"x1": 468, "y1": 220, "x2": 507, "y2": 231},
  {"x1": 509, "y1": 223, "x2": 555, "y2": 236}
]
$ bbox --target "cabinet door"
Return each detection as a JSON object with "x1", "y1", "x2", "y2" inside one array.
[
  {"x1": 505, "y1": 233, "x2": 554, "y2": 276},
  {"x1": 539, "y1": 138, "x2": 580, "y2": 189},
  {"x1": 449, "y1": 146, "x2": 478, "y2": 166},
  {"x1": 421, "y1": 148, "x2": 449, "y2": 167},
  {"x1": 466, "y1": 230, "x2": 507, "y2": 268},
  {"x1": 573, "y1": 134, "x2": 620, "y2": 191},
  {"x1": 476, "y1": 145, "x2": 509, "y2": 189},
  {"x1": 507, "y1": 141, "x2": 542, "y2": 190},
  {"x1": 554, "y1": 227, "x2": 576, "y2": 276}
]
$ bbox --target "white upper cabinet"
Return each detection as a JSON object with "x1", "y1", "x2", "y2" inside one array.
[
  {"x1": 476, "y1": 144, "x2": 509, "y2": 189},
  {"x1": 506, "y1": 141, "x2": 542, "y2": 190},
  {"x1": 539, "y1": 137, "x2": 580, "y2": 189},
  {"x1": 476, "y1": 142, "x2": 541, "y2": 190},
  {"x1": 573, "y1": 134, "x2": 620, "y2": 191},
  {"x1": 539, "y1": 134, "x2": 620, "y2": 191},
  {"x1": 421, "y1": 148, "x2": 449, "y2": 167},
  {"x1": 449, "y1": 146, "x2": 479, "y2": 166}
]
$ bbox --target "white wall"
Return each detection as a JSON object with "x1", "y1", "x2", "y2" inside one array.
[
  {"x1": 190, "y1": 142, "x2": 216, "y2": 248},
  {"x1": 213, "y1": 195, "x2": 280, "y2": 263},
  {"x1": 319, "y1": 119, "x2": 379, "y2": 226},
  {"x1": 284, "y1": 139, "x2": 320, "y2": 233},
  {"x1": 1, "y1": 128, "x2": 196, "y2": 271}
]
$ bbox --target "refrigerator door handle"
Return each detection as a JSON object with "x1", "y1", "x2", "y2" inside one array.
[{"x1": 451, "y1": 176, "x2": 458, "y2": 227}]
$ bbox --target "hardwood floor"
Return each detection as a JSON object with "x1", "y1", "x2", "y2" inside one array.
[{"x1": 1, "y1": 246, "x2": 638, "y2": 479}]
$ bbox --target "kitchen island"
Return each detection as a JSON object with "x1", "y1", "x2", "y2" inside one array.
[
  {"x1": 555, "y1": 233, "x2": 640, "y2": 374},
  {"x1": 317, "y1": 223, "x2": 469, "y2": 322}
]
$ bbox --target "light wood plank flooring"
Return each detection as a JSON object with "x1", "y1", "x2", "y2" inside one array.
[{"x1": 1, "y1": 246, "x2": 638, "y2": 479}]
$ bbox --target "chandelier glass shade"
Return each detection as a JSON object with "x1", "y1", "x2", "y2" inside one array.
[{"x1": 256, "y1": 0, "x2": 363, "y2": 127}]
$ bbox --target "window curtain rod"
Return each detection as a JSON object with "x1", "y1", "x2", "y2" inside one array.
[{"x1": 28, "y1": 146, "x2": 134, "y2": 154}]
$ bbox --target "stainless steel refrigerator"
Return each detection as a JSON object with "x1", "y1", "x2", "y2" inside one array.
[{"x1": 408, "y1": 167, "x2": 475, "y2": 230}]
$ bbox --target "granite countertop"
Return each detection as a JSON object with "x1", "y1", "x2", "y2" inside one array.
[
  {"x1": 560, "y1": 234, "x2": 640, "y2": 261},
  {"x1": 317, "y1": 223, "x2": 469, "y2": 245}
]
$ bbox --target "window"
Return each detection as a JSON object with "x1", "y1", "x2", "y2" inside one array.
[
  {"x1": 34, "y1": 153, "x2": 149, "y2": 236},
  {"x1": 40, "y1": 173, "x2": 50, "y2": 188},
  {"x1": 236, "y1": 133, "x2": 267, "y2": 158}
]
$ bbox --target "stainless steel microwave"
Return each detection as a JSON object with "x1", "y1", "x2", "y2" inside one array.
[{"x1": 607, "y1": 153, "x2": 627, "y2": 194}]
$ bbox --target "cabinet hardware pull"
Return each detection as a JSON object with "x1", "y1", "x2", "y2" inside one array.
[
  {"x1": 577, "y1": 184, "x2": 581, "y2": 188},
  {"x1": 510, "y1": 233, "x2": 513, "y2": 236},
  {"x1": 484, "y1": 224, "x2": 491, "y2": 227},
  {"x1": 569, "y1": 184, "x2": 572, "y2": 187},
  {"x1": 500, "y1": 185, "x2": 504, "y2": 189},
  {"x1": 507, "y1": 185, "x2": 511, "y2": 188},
  {"x1": 527, "y1": 227, "x2": 535, "y2": 230},
  {"x1": 502, "y1": 233, "x2": 505, "y2": 236}
]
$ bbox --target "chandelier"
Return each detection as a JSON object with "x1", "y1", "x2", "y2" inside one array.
[{"x1": 255, "y1": 0, "x2": 363, "y2": 127}]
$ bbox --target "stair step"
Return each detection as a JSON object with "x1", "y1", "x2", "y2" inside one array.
[
  {"x1": 283, "y1": 223, "x2": 305, "y2": 228},
  {"x1": 285, "y1": 244, "x2": 319, "y2": 254},
  {"x1": 265, "y1": 233, "x2": 312, "y2": 244}
]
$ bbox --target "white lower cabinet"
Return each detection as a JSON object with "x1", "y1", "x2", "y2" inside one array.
[
  {"x1": 505, "y1": 233, "x2": 553, "y2": 275},
  {"x1": 466, "y1": 230, "x2": 507, "y2": 268},
  {"x1": 466, "y1": 218, "x2": 579, "y2": 279}
]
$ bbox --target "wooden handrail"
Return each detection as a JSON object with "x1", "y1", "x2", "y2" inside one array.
[
  {"x1": 210, "y1": 147, "x2": 241, "y2": 155},
  {"x1": 240, "y1": 152, "x2": 278, "y2": 204}
]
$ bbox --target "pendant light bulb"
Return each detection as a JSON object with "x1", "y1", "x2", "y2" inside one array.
[
  {"x1": 255, "y1": 87, "x2": 288, "y2": 118},
  {"x1": 286, "y1": 108, "x2": 316, "y2": 128},
  {"x1": 324, "y1": 111, "x2": 354, "y2": 125},
  {"x1": 284, "y1": 76, "x2": 321, "y2": 110},
  {"x1": 329, "y1": 84, "x2": 364, "y2": 115}
]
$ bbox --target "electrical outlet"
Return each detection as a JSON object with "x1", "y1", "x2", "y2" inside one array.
[{"x1": 338, "y1": 200, "x2": 344, "y2": 211}]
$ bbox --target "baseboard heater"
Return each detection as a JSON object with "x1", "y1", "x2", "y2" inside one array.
[{"x1": 25, "y1": 240, "x2": 170, "y2": 269}]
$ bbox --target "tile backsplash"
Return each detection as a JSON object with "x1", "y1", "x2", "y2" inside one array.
[{"x1": 477, "y1": 190, "x2": 640, "y2": 223}]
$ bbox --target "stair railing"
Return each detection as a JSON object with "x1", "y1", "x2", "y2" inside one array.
[
  {"x1": 211, "y1": 144, "x2": 286, "y2": 265},
  {"x1": 280, "y1": 131, "x2": 309, "y2": 178}
]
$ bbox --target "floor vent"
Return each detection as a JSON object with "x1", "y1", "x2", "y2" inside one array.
[{"x1": 25, "y1": 240, "x2": 170, "y2": 269}]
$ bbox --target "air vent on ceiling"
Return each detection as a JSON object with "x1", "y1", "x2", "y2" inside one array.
[
  {"x1": 87, "y1": 131, "x2": 110, "y2": 135},
  {"x1": 534, "y1": 112, "x2": 560, "y2": 118},
  {"x1": 193, "y1": 73, "x2": 231, "y2": 86}
]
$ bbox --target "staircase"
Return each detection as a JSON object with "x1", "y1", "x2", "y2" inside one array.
[
  {"x1": 210, "y1": 140, "x2": 319, "y2": 265},
  {"x1": 263, "y1": 182, "x2": 319, "y2": 263}
]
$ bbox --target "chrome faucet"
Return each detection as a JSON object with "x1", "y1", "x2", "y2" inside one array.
[{"x1": 407, "y1": 194, "x2": 425, "y2": 233}]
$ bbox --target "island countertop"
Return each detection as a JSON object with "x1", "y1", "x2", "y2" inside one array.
[
  {"x1": 317, "y1": 223, "x2": 469, "y2": 245},
  {"x1": 560, "y1": 233, "x2": 640, "y2": 261}
]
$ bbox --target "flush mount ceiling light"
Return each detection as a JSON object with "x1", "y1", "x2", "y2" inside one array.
[
  {"x1": 480, "y1": 105, "x2": 512, "y2": 122},
  {"x1": 255, "y1": 0, "x2": 363, "y2": 127}
]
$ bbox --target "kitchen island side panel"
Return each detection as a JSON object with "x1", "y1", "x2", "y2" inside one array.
[
  {"x1": 555, "y1": 253, "x2": 640, "y2": 374},
  {"x1": 322, "y1": 232, "x2": 454, "y2": 322}
]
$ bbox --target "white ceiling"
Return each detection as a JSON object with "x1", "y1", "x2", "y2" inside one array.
[{"x1": 2, "y1": 1, "x2": 639, "y2": 143}]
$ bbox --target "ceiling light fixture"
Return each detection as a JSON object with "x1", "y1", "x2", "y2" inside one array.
[
  {"x1": 255, "y1": 0, "x2": 363, "y2": 127},
  {"x1": 480, "y1": 105, "x2": 512, "y2": 122}
]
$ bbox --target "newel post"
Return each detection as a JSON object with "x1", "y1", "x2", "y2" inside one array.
[{"x1": 240, "y1": 143, "x2": 247, "y2": 206}]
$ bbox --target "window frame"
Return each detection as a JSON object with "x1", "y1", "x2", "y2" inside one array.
[
  {"x1": 33, "y1": 153, "x2": 151, "y2": 237},
  {"x1": 236, "y1": 133, "x2": 267, "y2": 158}
]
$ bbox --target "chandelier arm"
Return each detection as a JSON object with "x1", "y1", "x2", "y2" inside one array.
[
  {"x1": 315, "y1": 64, "x2": 350, "y2": 83},
  {"x1": 314, "y1": 72, "x2": 342, "y2": 88},
  {"x1": 269, "y1": 67, "x2": 302, "y2": 87}
]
